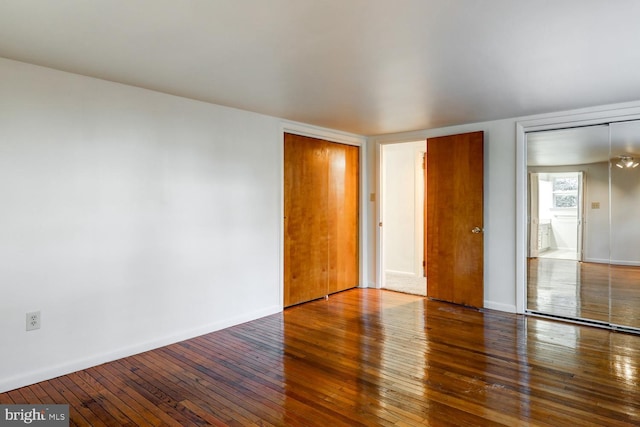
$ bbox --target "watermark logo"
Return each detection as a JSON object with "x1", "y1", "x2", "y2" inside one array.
[{"x1": 0, "y1": 405, "x2": 68, "y2": 426}]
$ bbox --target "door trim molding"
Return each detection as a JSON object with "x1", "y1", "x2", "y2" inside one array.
[
  {"x1": 279, "y1": 120, "x2": 367, "y2": 308},
  {"x1": 281, "y1": 120, "x2": 364, "y2": 146}
]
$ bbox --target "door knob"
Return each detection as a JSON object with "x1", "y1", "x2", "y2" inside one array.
[{"x1": 471, "y1": 226, "x2": 483, "y2": 234}]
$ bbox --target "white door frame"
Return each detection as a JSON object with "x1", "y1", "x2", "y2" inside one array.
[
  {"x1": 528, "y1": 172, "x2": 540, "y2": 258},
  {"x1": 577, "y1": 171, "x2": 585, "y2": 262}
]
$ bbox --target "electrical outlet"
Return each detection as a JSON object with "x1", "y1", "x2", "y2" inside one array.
[{"x1": 26, "y1": 311, "x2": 40, "y2": 331}]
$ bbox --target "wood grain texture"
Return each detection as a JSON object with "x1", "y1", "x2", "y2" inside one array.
[
  {"x1": 327, "y1": 142, "x2": 359, "y2": 294},
  {"x1": 528, "y1": 257, "x2": 640, "y2": 329},
  {"x1": 610, "y1": 263, "x2": 640, "y2": 329},
  {"x1": 3, "y1": 289, "x2": 640, "y2": 426},
  {"x1": 284, "y1": 133, "x2": 329, "y2": 306},
  {"x1": 427, "y1": 131, "x2": 484, "y2": 307},
  {"x1": 284, "y1": 133, "x2": 359, "y2": 306}
]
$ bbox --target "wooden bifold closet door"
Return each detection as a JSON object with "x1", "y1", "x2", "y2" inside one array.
[{"x1": 284, "y1": 133, "x2": 359, "y2": 307}]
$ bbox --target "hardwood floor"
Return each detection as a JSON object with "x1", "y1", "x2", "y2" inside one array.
[
  {"x1": 528, "y1": 257, "x2": 640, "y2": 329},
  {"x1": 2, "y1": 289, "x2": 640, "y2": 426}
]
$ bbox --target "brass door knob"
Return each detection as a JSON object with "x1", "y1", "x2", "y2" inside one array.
[{"x1": 471, "y1": 226, "x2": 483, "y2": 234}]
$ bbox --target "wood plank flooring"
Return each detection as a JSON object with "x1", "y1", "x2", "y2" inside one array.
[
  {"x1": 527, "y1": 257, "x2": 640, "y2": 329},
  {"x1": 2, "y1": 289, "x2": 640, "y2": 426}
]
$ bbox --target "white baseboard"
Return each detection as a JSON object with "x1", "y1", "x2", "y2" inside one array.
[
  {"x1": 584, "y1": 258, "x2": 640, "y2": 266},
  {"x1": 584, "y1": 258, "x2": 610, "y2": 264},
  {"x1": 0, "y1": 305, "x2": 282, "y2": 394},
  {"x1": 484, "y1": 301, "x2": 517, "y2": 314},
  {"x1": 610, "y1": 259, "x2": 640, "y2": 267}
]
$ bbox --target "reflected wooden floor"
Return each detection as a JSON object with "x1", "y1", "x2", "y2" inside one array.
[
  {"x1": 528, "y1": 258, "x2": 640, "y2": 329},
  {"x1": 2, "y1": 289, "x2": 640, "y2": 426}
]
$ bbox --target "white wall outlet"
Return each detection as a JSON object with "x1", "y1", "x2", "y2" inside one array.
[{"x1": 26, "y1": 311, "x2": 40, "y2": 331}]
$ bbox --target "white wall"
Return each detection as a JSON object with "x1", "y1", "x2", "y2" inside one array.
[
  {"x1": 382, "y1": 141, "x2": 424, "y2": 276},
  {"x1": 368, "y1": 101, "x2": 640, "y2": 314},
  {"x1": 611, "y1": 164, "x2": 640, "y2": 265},
  {"x1": 4, "y1": 55, "x2": 640, "y2": 393},
  {"x1": 367, "y1": 102, "x2": 640, "y2": 312},
  {"x1": 0, "y1": 58, "x2": 284, "y2": 392},
  {"x1": 370, "y1": 119, "x2": 518, "y2": 313}
]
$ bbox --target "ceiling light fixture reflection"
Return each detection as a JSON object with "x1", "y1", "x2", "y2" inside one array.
[{"x1": 615, "y1": 155, "x2": 639, "y2": 169}]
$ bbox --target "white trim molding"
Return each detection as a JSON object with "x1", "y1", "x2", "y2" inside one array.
[{"x1": 281, "y1": 120, "x2": 365, "y2": 146}]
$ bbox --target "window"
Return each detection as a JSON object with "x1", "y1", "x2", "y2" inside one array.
[{"x1": 552, "y1": 177, "x2": 578, "y2": 208}]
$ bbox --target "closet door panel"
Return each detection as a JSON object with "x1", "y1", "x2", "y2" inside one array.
[
  {"x1": 609, "y1": 120, "x2": 640, "y2": 330},
  {"x1": 328, "y1": 142, "x2": 360, "y2": 294},
  {"x1": 284, "y1": 134, "x2": 329, "y2": 307}
]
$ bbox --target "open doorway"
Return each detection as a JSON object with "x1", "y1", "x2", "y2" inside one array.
[
  {"x1": 381, "y1": 141, "x2": 426, "y2": 296},
  {"x1": 529, "y1": 172, "x2": 584, "y2": 261}
]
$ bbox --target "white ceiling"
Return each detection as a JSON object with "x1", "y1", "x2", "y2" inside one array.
[{"x1": 2, "y1": 1, "x2": 640, "y2": 136}]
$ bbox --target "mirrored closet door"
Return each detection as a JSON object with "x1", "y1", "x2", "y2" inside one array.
[
  {"x1": 526, "y1": 121, "x2": 640, "y2": 331},
  {"x1": 609, "y1": 121, "x2": 640, "y2": 329}
]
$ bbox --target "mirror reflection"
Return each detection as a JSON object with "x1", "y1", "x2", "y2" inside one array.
[
  {"x1": 526, "y1": 122, "x2": 640, "y2": 331},
  {"x1": 609, "y1": 121, "x2": 640, "y2": 329}
]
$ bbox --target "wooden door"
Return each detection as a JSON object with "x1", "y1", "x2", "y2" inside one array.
[
  {"x1": 426, "y1": 131, "x2": 484, "y2": 308},
  {"x1": 284, "y1": 134, "x2": 329, "y2": 306},
  {"x1": 284, "y1": 133, "x2": 359, "y2": 307},
  {"x1": 327, "y1": 142, "x2": 359, "y2": 294}
]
